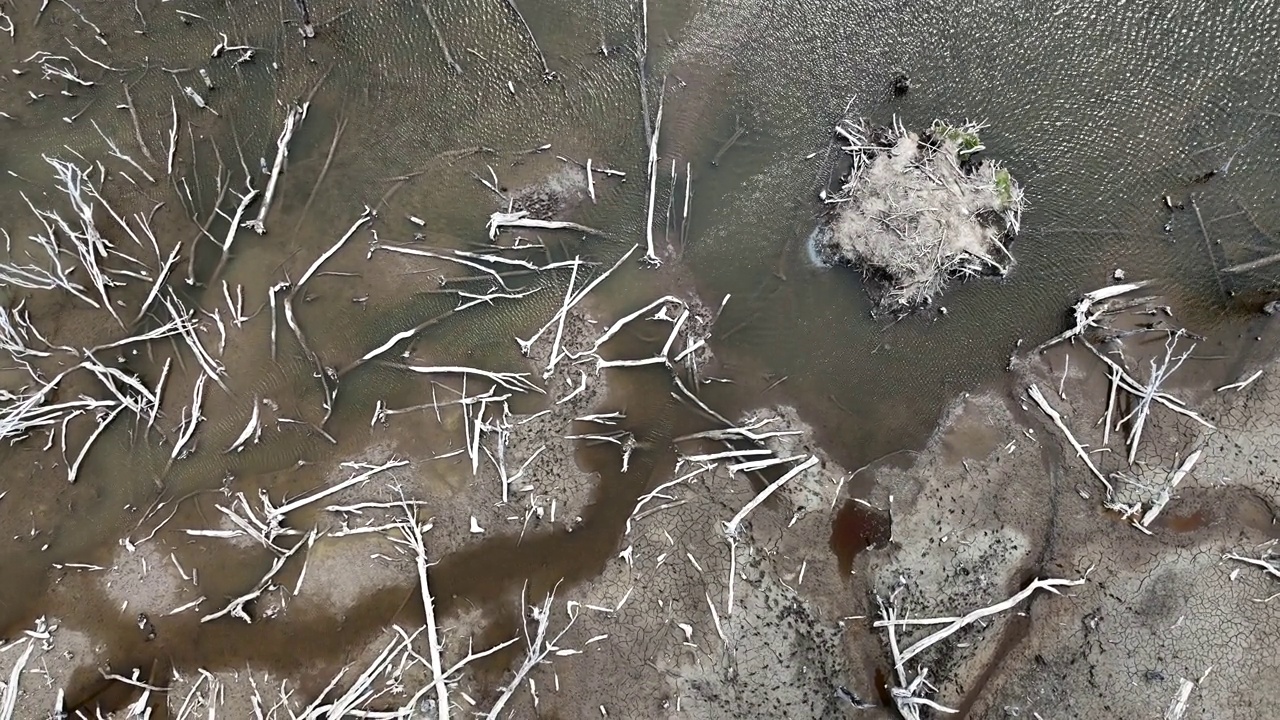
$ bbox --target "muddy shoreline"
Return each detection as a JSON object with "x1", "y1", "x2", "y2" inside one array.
[{"x1": 3, "y1": 270, "x2": 1278, "y2": 719}]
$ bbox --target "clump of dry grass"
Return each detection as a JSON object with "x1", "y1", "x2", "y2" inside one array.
[{"x1": 815, "y1": 118, "x2": 1024, "y2": 310}]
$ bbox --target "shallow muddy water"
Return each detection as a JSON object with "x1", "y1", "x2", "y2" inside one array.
[{"x1": 1, "y1": 0, "x2": 1278, "y2": 710}]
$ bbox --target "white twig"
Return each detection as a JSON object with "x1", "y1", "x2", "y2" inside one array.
[
  {"x1": 67, "y1": 403, "x2": 124, "y2": 483},
  {"x1": 722, "y1": 456, "x2": 819, "y2": 537},
  {"x1": 167, "y1": 96, "x2": 179, "y2": 176},
  {"x1": 1120, "y1": 332, "x2": 1194, "y2": 465},
  {"x1": 397, "y1": 502, "x2": 449, "y2": 720},
  {"x1": 1141, "y1": 449, "x2": 1201, "y2": 528},
  {"x1": 1084, "y1": 342, "x2": 1214, "y2": 430},
  {"x1": 1034, "y1": 281, "x2": 1153, "y2": 352},
  {"x1": 217, "y1": 185, "x2": 260, "y2": 275},
  {"x1": 200, "y1": 530, "x2": 316, "y2": 623},
  {"x1": 486, "y1": 211, "x2": 603, "y2": 240},
  {"x1": 225, "y1": 398, "x2": 261, "y2": 453},
  {"x1": 642, "y1": 87, "x2": 664, "y2": 266},
  {"x1": 543, "y1": 258, "x2": 580, "y2": 377},
  {"x1": 896, "y1": 576, "x2": 1086, "y2": 668},
  {"x1": 170, "y1": 374, "x2": 208, "y2": 461},
  {"x1": 517, "y1": 246, "x2": 637, "y2": 356},
  {"x1": 483, "y1": 583, "x2": 577, "y2": 719},
  {"x1": 586, "y1": 295, "x2": 683, "y2": 357},
  {"x1": 1101, "y1": 365, "x2": 1118, "y2": 447},
  {"x1": 1216, "y1": 369, "x2": 1263, "y2": 393},
  {"x1": 245, "y1": 103, "x2": 308, "y2": 234},
  {"x1": 1164, "y1": 678, "x2": 1196, "y2": 720},
  {"x1": 91, "y1": 119, "x2": 156, "y2": 183},
  {"x1": 0, "y1": 640, "x2": 35, "y2": 720},
  {"x1": 728, "y1": 454, "x2": 807, "y2": 474},
  {"x1": 390, "y1": 364, "x2": 544, "y2": 394},
  {"x1": 293, "y1": 208, "x2": 374, "y2": 293},
  {"x1": 1224, "y1": 552, "x2": 1280, "y2": 580},
  {"x1": 1027, "y1": 384, "x2": 1113, "y2": 499},
  {"x1": 269, "y1": 459, "x2": 408, "y2": 521}
]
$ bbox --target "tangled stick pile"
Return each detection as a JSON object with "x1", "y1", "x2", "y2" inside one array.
[{"x1": 816, "y1": 118, "x2": 1025, "y2": 310}]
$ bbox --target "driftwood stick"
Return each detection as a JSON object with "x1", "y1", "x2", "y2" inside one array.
[
  {"x1": 722, "y1": 455, "x2": 819, "y2": 537},
  {"x1": 543, "y1": 258, "x2": 580, "y2": 378},
  {"x1": 210, "y1": 185, "x2": 259, "y2": 285},
  {"x1": 664, "y1": 159, "x2": 677, "y2": 250},
  {"x1": 388, "y1": 365, "x2": 543, "y2": 394},
  {"x1": 1083, "y1": 343, "x2": 1214, "y2": 430},
  {"x1": 0, "y1": 639, "x2": 35, "y2": 720},
  {"x1": 91, "y1": 119, "x2": 156, "y2": 183},
  {"x1": 1224, "y1": 551, "x2": 1280, "y2": 580},
  {"x1": 1118, "y1": 332, "x2": 1194, "y2": 465},
  {"x1": 67, "y1": 404, "x2": 125, "y2": 483},
  {"x1": 422, "y1": 0, "x2": 461, "y2": 74},
  {"x1": 516, "y1": 245, "x2": 637, "y2": 355},
  {"x1": 486, "y1": 211, "x2": 604, "y2": 241},
  {"x1": 187, "y1": 169, "x2": 231, "y2": 285},
  {"x1": 246, "y1": 103, "x2": 308, "y2": 234},
  {"x1": 379, "y1": 243, "x2": 512, "y2": 290},
  {"x1": 642, "y1": 85, "x2": 665, "y2": 266},
  {"x1": 161, "y1": 293, "x2": 226, "y2": 390},
  {"x1": 895, "y1": 575, "x2": 1086, "y2": 668},
  {"x1": 338, "y1": 307, "x2": 459, "y2": 378},
  {"x1": 874, "y1": 575, "x2": 1084, "y2": 718},
  {"x1": 1140, "y1": 449, "x2": 1201, "y2": 528},
  {"x1": 1223, "y1": 252, "x2": 1280, "y2": 274},
  {"x1": 1165, "y1": 678, "x2": 1196, "y2": 720},
  {"x1": 270, "y1": 460, "x2": 408, "y2": 520},
  {"x1": 121, "y1": 81, "x2": 156, "y2": 163},
  {"x1": 681, "y1": 161, "x2": 692, "y2": 251},
  {"x1": 1191, "y1": 198, "x2": 1226, "y2": 299},
  {"x1": 293, "y1": 208, "x2": 374, "y2": 295},
  {"x1": 585, "y1": 295, "x2": 683, "y2": 358},
  {"x1": 292, "y1": 115, "x2": 347, "y2": 237},
  {"x1": 398, "y1": 503, "x2": 450, "y2": 720},
  {"x1": 1034, "y1": 281, "x2": 1153, "y2": 353},
  {"x1": 483, "y1": 583, "x2": 576, "y2": 719},
  {"x1": 1101, "y1": 365, "x2": 1118, "y2": 447},
  {"x1": 1027, "y1": 384, "x2": 1113, "y2": 498},
  {"x1": 200, "y1": 530, "x2": 316, "y2": 623},
  {"x1": 225, "y1": 398, "x2": 261, "y2": 453},
  {"x1": 169, "y1": 374, "x2": 208, "y2": 463},
  {"x1": 1216, "y1": 369, "x2": 1263, "y2": 392},
  {"x1": 498, "y1": 0, "x2": 552, "y2": 79}
]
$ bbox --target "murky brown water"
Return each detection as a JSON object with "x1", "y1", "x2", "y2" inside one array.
[{"x1": 2, "y1": 0, "x2": 1279, "y2": 712}]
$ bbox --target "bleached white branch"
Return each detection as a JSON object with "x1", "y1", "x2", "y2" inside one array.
[
  {"x1": 722, "y1": 455, "x2": 819, "y2": 537},
  {"x1": 1027, "y1": 384, "x2": 1113, "y2": 499},
  {"x1": 244, "y1": 103, "x2": 308, "y2": 234}
]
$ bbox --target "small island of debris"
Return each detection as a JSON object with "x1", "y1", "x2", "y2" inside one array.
[{"x1": 814, "y1": 118, "x2": 1025, "y2": 310}]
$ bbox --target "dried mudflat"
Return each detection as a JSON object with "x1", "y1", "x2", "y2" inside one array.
[{"x1": 2, "y1": 279, "x2": 1278, "y2": 720}]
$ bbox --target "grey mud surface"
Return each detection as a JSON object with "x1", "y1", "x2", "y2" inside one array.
[{"x1": 855, "y1": 324, "x2": 1280, "y2": 719}]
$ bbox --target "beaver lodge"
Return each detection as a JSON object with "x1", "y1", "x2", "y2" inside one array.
[{"x1": 815, "y1": 117, "x2": 1025, "y2": 310}]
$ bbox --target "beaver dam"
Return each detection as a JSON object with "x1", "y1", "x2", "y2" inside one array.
[{"x1": 815, "y1": 118, "x2": 1025, "y2": 310}]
